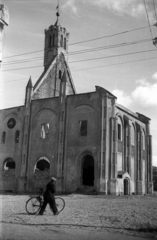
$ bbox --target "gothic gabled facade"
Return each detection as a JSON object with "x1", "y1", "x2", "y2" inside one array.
[{"x1": 0, "y1": 11, "x2": 153, "y2": 195}]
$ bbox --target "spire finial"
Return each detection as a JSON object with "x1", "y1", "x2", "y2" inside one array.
[
  {"x1": 55, "y1": 0, "x2": 60, "y2": 26},
  {"x1": 56, "y1": 0, "x2": 60, "y2": 17}
]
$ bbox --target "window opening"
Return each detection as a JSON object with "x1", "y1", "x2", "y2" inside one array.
[
  {"x1": 118, "y1": 123, "x2": 121, "y2": 140},
  {"x1": 1, "y1": 131, "x2": 6, "y2": 143},
  {"x1": 52, "y1": 34, "x2": 55, "y2": 46},
  {"x1": 59, "y1": 70, "x2": 62, "y2": 79},
  {"x1": 79, "y1": 120, "x2": 87, "y2": 136},
  {"x1": 34, "y1": 158, "x2": 50, "y2": 179},
  {"x1": 15, "y1": 130, "x2": 20, "y2": 143},
  {"x1": 49, "y1": 35, "x2": 52, "y2": 47},
  {"x1": 60, "y1": 35, "x2": 63, "y2": 47},
  {"x1": 41, "y1": 123, "x2": 49, "y2": 139},
  {"x1": 4, "y1": 158, "x2": 15, "y2": 170},
  {"x1": 64, "y1": 37, "x2": 66, "y2": 50}
]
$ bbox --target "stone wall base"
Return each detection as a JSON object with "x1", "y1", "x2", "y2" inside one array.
[
  {"x1": 108, "y1": 178, "x2": 117, "y2": 195},
  {"x1": 147, "y1": 182, "x2": 153, "y2": 194},
  {"x1": 136, "y1": 180, "x2": 143, "y2": 195},
  {"x1": 99, "y1": 178, "x2": 108, "y2": 194}
]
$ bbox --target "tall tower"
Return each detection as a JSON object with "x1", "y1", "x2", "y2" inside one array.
[
  {"x1": 0, "y1": 4, "x2": 9, "y2": 67},
  {"x1": 44, "y1": 6, "x2": 69, "y2": 69}
]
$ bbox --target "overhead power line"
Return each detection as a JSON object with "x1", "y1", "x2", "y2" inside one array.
[
  {"x1": 2, "y1": 38, "x2": 152, "y2": 66},
  {"x1": 73, "y1": 55, "x2": 157, "y2": 72},
  {"x1": 3, "y1": 25, "x2": 153, "y2": 60},
  {"x1": 143, "y1": 0, "x2": 154, "y2": 40},
  {"x1": 2, "y1": 54, "x2": 157, "y2": 73}
]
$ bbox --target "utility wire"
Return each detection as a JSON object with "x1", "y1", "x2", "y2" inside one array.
[
  {"x1": 73, "y1": 55, "x2": 157, "y2": 72},
  {"x1": 2, "y1": 54, "x2": 157, "y2": 73},
  {"x1": 143, "y1": 0, "x2": 154, "y2": 39},
  {"x1": 2, "y1": 46, "x2": 157, "y2": 68},
  {"x1": 68, "y1": 48, "x2": 157, "y2": 64},
  {"x1": 2, "y1": 38, "x2": 152, "y2": 66},
  {"x1": 3, "y1": 25, "x2": 153, "y2": 60},
  {"x1": 0, "y1": 77, "x2": 38, "y2": 84}
]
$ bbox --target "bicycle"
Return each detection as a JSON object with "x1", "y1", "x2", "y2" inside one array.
[{"x1": 25, "y1": 192, "x2": 65, "y2": 215}]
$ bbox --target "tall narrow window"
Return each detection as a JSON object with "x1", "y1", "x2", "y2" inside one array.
[
  {"x1": 117, "y1": 116, "x2": 123, "y2": 141},
  {"x1": 118, "y1": 124, "x2": 121, "y2": 140},
  {"x1": 64, "y1": 37, "x2": 66, "y2": 50},
  {"x1": 1, "y1": 131, "x2": 6, "y2": 144},
  {"x1": 52, "y1": 34, "x2": 55, "y2": 46},
  {"x1": 79, "y1": 120, "x2": 87, "y2": 136},
  {"x1": 131, "y1": 123, "x2": 135, "y2": 145},
  {"x1": 60, "y1": 35, "x2": 63, "y2": 47},
  {"x1": 59, "y1": 70, "x2": 62, "y2": 79},
  {"x1": 15, "y1": 130, "x2": 20, "y2": 143},
  {"x1": 49, "y1": 35, "x2": 52, "y2": 47}
]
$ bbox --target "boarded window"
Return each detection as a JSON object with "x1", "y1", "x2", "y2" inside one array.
[
  {"x1": 79, "y1": 120, "x2": 87, "y2": 136},
  {"x1": 15, "y1": 130, "x2": 20, "y2": 143},
  {"x1": 41, "y1": 123, "x2": 49, "y2": 139},
  {"x1": 1, "y1": 131, "x2": 6, "y2": 143}
]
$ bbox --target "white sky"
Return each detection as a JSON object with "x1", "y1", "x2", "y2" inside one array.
[{"x1": 1, "y1": 0, "x2": 157, "y2": 166}]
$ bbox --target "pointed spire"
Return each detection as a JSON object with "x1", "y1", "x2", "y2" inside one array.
[
  {"x1": 54, "y1": 0, "x2": 60, "y2": 26},
  {"x1": 27, "y1": 76, "x2": 33, "y2": 88}
]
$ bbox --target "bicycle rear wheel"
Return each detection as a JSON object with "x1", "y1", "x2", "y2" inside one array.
[
  {"x1": 55, "y1": 197, "x2": 65, "y2": 214},
  {"x1": 25, "y1": 197, "x2": 41, "y2": 215}
]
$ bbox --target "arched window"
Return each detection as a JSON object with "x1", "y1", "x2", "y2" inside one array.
[
  {"x1": 131, "y1": 123, "x2": 135, "y2": 145},
  {"x1": 3, "y1": 158, "x2": 16, "y2": 179},
  {"x1": 59, "y1": 70, "x2": 62, "y2": 79},
  {"x1": 64, "y1": 37, "x2": 66, "y2": 50},
  {"x1": 52, "y1": 34, "x2": 55, "y2": 46},
  {"x1": 34, "y1": 157, "x2": 50, "y2": 179},
  {"x1": 117, "y1": 117, "x2": 122, "y2": 141},
  {"x1": 15, "y1": 130, "x2": 20, "y2": 143},
  {"x1": 1, "y1": 131, "x2": 6, "y2": 144},
  {"x1": 142, "y1": 130, "x2": 145, "y2": 150},
  {"x1": 49, "y1": 35, "x2": 52, "y2": 47},
  {"x1": 60, "y1": 35, "x2": 63, "y2": 47}
]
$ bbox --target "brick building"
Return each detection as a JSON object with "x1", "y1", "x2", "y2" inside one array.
[{"x1": 0, "y1": 12, "x2": 153, "y2": 195}]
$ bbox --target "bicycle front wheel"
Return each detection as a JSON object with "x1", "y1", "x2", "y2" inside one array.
[
  {"x1": 55, "y1": 197, "x2": 65, "y2": 214},
  {"x1": 25, "y1": 197, "x2": 41, "y2": 215}
]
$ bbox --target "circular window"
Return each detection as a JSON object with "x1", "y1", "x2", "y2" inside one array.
[{"x1": 7, "y1": 118, "x2": 16, "y2": 129}]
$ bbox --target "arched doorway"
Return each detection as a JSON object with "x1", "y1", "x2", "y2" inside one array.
[
  {"x1": 82, "y1": 155, "x2": 94, "y2": 186},
  {"x1": 124, "y1": 178, "x2": 129, "y2": 195}
]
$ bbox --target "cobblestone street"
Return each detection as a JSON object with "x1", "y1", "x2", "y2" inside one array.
[{"x1": 1, "y1": 193, "x2": 157, "y2": 239}]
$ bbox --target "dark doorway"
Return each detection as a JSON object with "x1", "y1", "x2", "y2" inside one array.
[
  {"x1": 124, "y1": 178, "x2": 129, "y2": 195},
  {"x1": 82, "y1": 155, "x2": 94, "y2": 186}
]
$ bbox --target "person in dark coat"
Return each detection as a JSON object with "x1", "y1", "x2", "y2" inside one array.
[{"x1": 38, "y1": 177, "x2": 58, "y2": 215}]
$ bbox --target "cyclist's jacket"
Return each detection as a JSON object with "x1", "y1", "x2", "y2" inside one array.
[{"x1": 44, "y1": 180, "x2": 56, "y2": 200}]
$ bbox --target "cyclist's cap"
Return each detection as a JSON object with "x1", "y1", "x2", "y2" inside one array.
[{"x1": 51, "y1": 177, "x2": 57, "y2": 181}]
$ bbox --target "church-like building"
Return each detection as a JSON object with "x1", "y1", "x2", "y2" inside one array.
[{"x1": 0, "y1": 11, "x2": 153, "y2": 195}]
